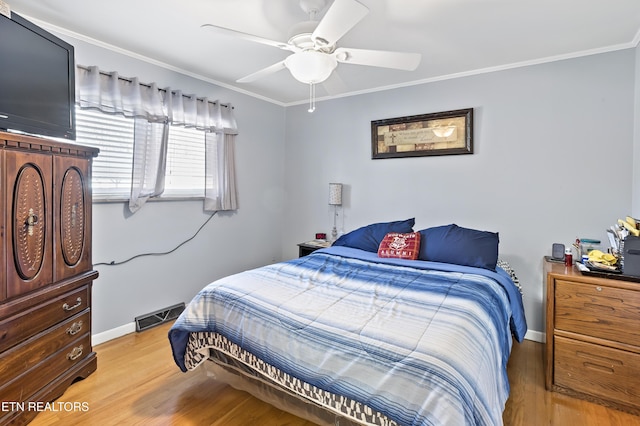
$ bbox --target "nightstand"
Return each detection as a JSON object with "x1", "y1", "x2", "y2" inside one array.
[
  {"x1": 544, "y1": 258, "x2": 640, "y2": 415},
  {"x1": 298, "y1": 241, "x2": 330, "y2": 257}
]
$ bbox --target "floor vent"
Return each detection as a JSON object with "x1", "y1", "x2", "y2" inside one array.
[{"x1": 135, "y1": 302, "x2": 185, "y2": 332}]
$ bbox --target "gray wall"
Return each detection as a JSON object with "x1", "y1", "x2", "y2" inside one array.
[
  {"x1": 283, "y1": 50, "x2": 636, "y2": 336},
  {"x1": 65, "y1": 35, "x2": 287, "y2": 335},
  {"x1": 56, "y1": 28, "x2": 638, "y2": 339}
]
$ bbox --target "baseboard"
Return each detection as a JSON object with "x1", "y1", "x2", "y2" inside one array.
[
  {"x1": 92, "y1": 322, "x2": 136, "y2": 346},
  {"x1": 92, "y1": 322, "x2": 547, "y2": 347},
  {"x1": 524, "y1": 329, "x2": 545, "y2": 343}
]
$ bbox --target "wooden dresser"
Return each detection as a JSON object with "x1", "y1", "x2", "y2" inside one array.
[
  {"x1": 0, "y1": 131, "x2": 99, "y2": 425},
  {"x1": 544, "y1": 259, "x2": 640, "y2": 414}
]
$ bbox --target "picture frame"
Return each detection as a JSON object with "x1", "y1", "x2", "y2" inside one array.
[{"x1": 371, "y1": 108, "x2": 473, "y2": 159}]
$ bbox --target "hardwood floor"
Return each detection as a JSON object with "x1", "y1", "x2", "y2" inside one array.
[
  {"x1": 28, "y1": 322, "x2": 640, "y2": 426},
  {"x1": 503, "y1": 335, "x2": 640, "y2": 425}
]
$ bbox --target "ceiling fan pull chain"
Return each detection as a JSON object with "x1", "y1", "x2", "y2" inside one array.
[{"x1": 308, "y1": 83, "x2": 316, "y2": 113}]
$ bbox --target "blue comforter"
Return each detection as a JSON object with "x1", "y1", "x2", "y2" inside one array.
[{"x1": 169, "y1": 246, "x2": 527, "y2": 426}]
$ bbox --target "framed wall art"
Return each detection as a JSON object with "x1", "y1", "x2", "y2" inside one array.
[{"x1": 371, "y1": 108, "x2": 473, "y2": 159}]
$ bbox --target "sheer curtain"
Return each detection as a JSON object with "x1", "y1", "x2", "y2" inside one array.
[
  {"x1": 130, "y1": 119, "x2": 169, "y2": 211},
  {"x1": 167, "y1": 90, "x2": 238, "y2": 212},
  {"x1": 76, "y1": 65, "x2": 238, "y2": 213},
  {"x1": 205, "y1": 132, "x2": 237, "y2": 211}
]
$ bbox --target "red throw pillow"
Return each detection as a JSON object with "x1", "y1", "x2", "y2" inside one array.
[{"x1": 377, "y1": 232, "x2": 421, "y2": 260}]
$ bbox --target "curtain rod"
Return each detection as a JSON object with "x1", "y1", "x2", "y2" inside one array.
[{"x1": 76, "y1": 65, "x2": 232, "y2": 109}]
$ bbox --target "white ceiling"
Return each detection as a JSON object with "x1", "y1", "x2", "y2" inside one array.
[{"x1": 7, "y1": 0, "x2": 640, "y2": 106}]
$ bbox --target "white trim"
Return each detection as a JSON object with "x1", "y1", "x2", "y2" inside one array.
[
  {"x1": 19, "y1": 13, "x2": 639, "y2": 109},
  {"x1": 290, "y1": 42, "x2": 638, "y2": 107},
  {"x1": 20, "y1": 14, "x2": 286, "y2": 107},
  {"x1": 524, "y1": 330, "x2": 545, "y2": 343},
  {"x1": 92, "y1": 322, "x2": 136, "y2": 346},
  {"x1": 93, "y1": 322, "x2": 547, "y2": 349},
  {"x1": 633, "y1": 26, "x2": 640, "y2": 47}
]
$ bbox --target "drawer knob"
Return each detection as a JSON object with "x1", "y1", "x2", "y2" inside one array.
[
  {"x1": 596, "y1": 286, "x2": 602, "y2": 292},
  {"x1": 67, "y1": 345, "x2": 84, "y2": 361},
  {"x1": 66, "y1": 321, "x2": 84, "y2": 336},
  {"x1": 62, "y1": 297, "x2": 82, "y2": 311}
]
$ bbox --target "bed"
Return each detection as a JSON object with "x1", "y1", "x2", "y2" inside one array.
[{"x1": 169, "y1": 220, "x2": 527, "y2": 426}]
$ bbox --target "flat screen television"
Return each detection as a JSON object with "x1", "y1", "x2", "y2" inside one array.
[{"x1": 0, "y1": 12, "x2": 75, "y2": 140}]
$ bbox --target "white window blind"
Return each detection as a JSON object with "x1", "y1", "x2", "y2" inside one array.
[
  {"x1": 75, "y1": 108, "x2": 133, "y2": 199},
  {"x1": 164, "y1": 126, "x2": 205, "y2": 197},
  {"x1": 75, "y1": 108, "x2": 205, "y2": 200}
]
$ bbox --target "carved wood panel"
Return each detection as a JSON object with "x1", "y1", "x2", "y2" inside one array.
[
  {"x1": 54, "y1": 156, "x2": 92, "y2": 281},
  {"x1": 5, "y1": 150, "x2": 52, "y2": 298},
  {"x1": 13, "y1": 164, "x2": 46, "y2": 280},
  {"x1": 60, "y1": 167, "x2": 85, "y2": 266}
]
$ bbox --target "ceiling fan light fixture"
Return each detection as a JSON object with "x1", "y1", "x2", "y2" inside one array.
[{"x1": 285, "y1": 50, "x2": 337, "y2": 84}]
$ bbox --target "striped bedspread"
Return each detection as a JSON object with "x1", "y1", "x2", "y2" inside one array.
[{"x1": 169, "y1": 246, "x2": 527, "y2": 426}]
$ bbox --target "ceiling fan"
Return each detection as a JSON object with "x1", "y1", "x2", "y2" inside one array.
[{"x1": 201, "y1": 0, "x2": 421, "y2": 111}]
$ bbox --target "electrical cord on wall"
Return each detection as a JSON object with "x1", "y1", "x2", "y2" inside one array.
[{"x1": 93, "y1": 212, "x2": 217, "y2": 267}]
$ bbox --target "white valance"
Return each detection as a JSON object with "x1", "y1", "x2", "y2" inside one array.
[
  {"x1": 76, "y1": 65, "x2": 238, "y2": 133},
  {"x1": 76, "y1": 65, "x2": 238, "y2": 213},
  {"x1": 167, "y1": 90, "x2": 237, "y2": 135}
]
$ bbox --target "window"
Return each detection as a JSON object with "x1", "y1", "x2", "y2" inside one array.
[
  {"x1": 75, "y1": 108, "x2": 133, "y2": 199},
  {"x1": 164, "y1": 126, "x2": 205, "y2": 197},
  {"x1": 75, "y1": 108, "x2": 205, "y2": 200}
]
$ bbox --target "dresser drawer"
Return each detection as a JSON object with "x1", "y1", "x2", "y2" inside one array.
[
  {"x1": 554, "y1": 335, "x2": 640, "y2": 408},
  {"x1": 554, "y1": 279, "x2": 640, "y2": 347},
  {"x1": 0, "y1": 286, "x2": 89, "y2": 353},
  {"x1": 0, "y1": 333, "x2": 91, "y2": 403},
  {"x1": 0, "y1": 310, "x2": 90, "y2": 381}
]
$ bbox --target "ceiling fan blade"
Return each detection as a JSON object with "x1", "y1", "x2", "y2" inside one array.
[
  {"x1": 236, "y1": 61, "x2": 287, "y2": 83},
  {"x1": 311, "y1": 0, "x2": 369, "y2": 47},
  {"x1": 201, "y1": 24, "x2": 297, "y2": 52},
  {"x1": 334, "y1": 47, "x2": 421, "y2": 71}
]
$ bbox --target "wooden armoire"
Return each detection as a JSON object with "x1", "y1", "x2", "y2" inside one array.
[{"x1": 0, "y1": 131, "x2": 99, "y2": 425}]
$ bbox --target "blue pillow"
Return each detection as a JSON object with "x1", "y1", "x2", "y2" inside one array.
[
  {"x1": 418, "y1": 224, "x2": 499, "y2": 271},
  {"x1": 333, "y1": 218, "x2": 415, "y2": 253}
]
